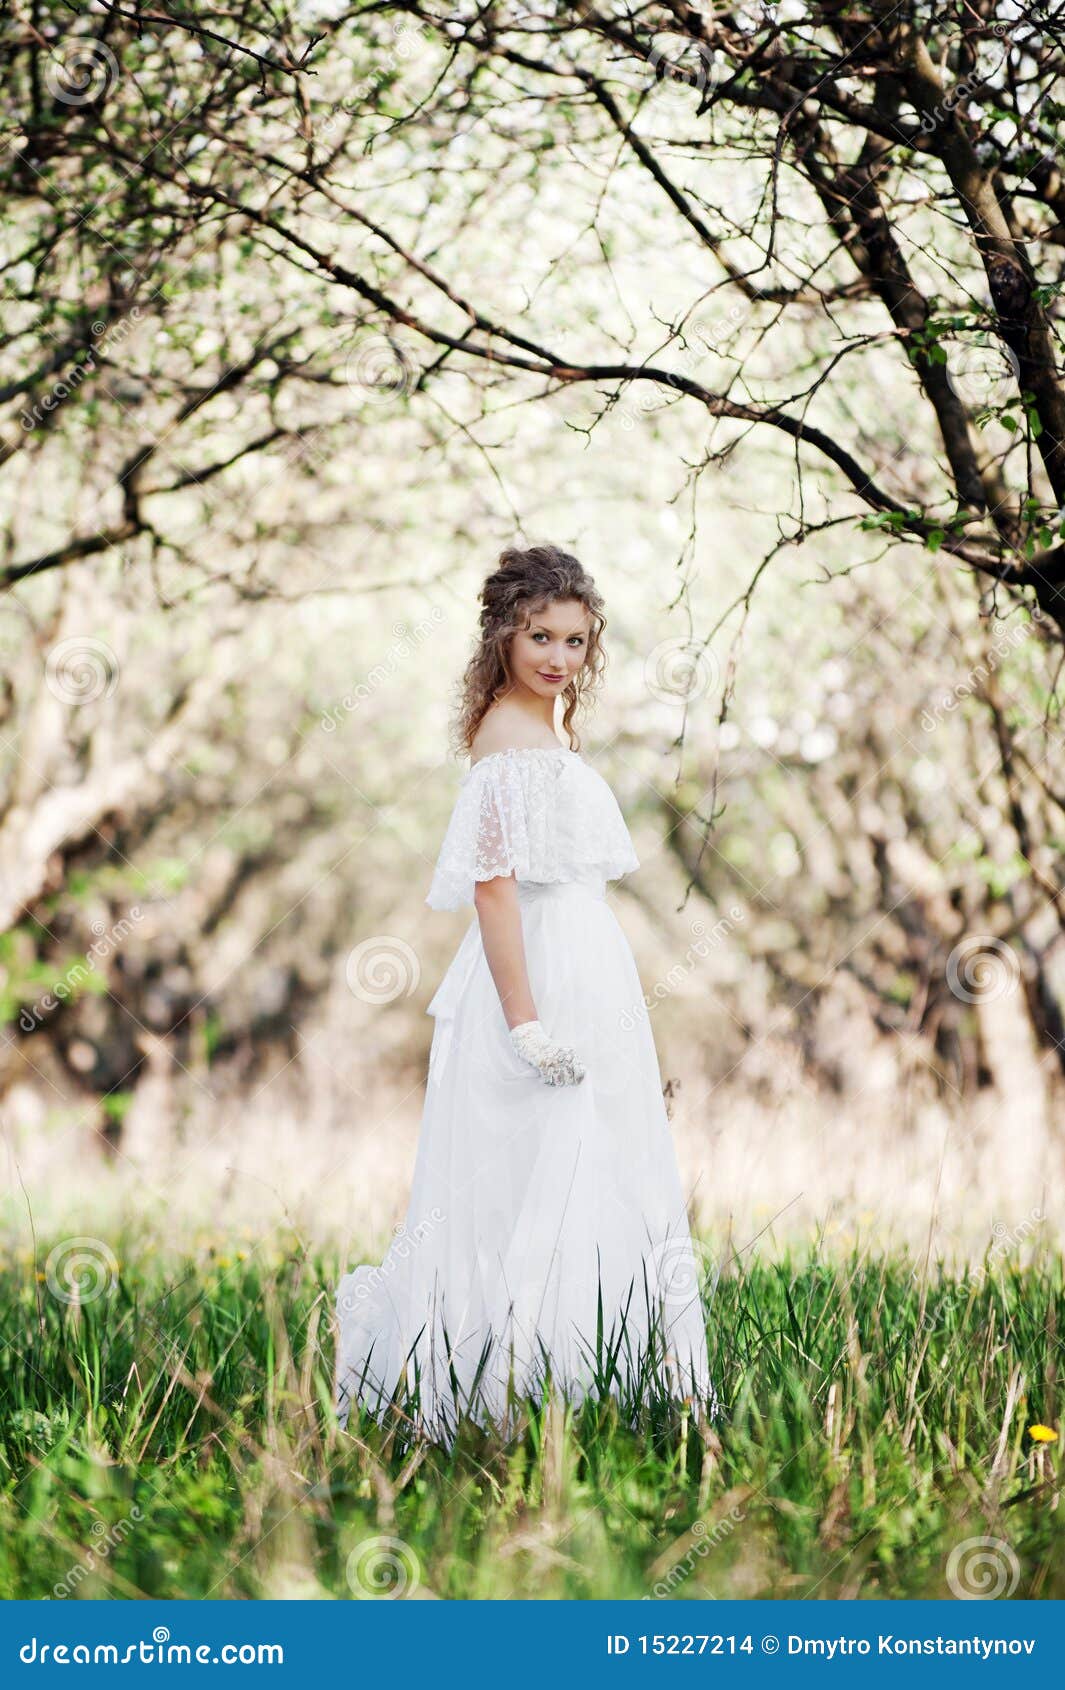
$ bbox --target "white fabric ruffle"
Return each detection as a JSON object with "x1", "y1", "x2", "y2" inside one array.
[{"x1": 424, "y1": 747, "x2": 640, "y2": 912}]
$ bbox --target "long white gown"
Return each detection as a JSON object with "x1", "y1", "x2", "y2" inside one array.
[{"x1": 334, "y1": 745, "x2": 715, "y2": 1441}]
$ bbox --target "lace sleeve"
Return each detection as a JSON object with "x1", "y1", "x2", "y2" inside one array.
[
  {"x1": 425, "y1": 757, "x2": 530, "y2": 911},
  {"x1": 425, "y1": 749, "x2": 638, "y2": 910}
]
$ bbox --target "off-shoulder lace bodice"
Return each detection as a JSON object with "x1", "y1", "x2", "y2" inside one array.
[{"x1": 425, "y1": 746, "x2": 640, "y2": 911}]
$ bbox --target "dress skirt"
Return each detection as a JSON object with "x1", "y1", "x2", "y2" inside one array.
[{"x1": 335, "y1": 875, "x2": 715, "y2": 1442}]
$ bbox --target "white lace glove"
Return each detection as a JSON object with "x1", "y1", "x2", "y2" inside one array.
[{"x1": 508, "y1": 1019, "x2": 586, "y2": 1087}]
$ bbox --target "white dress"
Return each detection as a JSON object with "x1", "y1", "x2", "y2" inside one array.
[{"x1": 334, "y1": 745, "x2": 715, "y2": 1441}]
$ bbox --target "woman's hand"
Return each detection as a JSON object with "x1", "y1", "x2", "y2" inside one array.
[{"x1": 508, "y1": 1019, "x2": 586, "y2": 1087}]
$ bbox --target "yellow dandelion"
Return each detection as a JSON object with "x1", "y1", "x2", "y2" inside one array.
[{"x1": 1028, "y1": 1424, "x2": 1058, "y2": 1443}]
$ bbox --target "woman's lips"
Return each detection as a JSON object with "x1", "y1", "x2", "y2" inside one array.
[{"x1": 538, "y1": 672, "x2": 566, "y2": 682}]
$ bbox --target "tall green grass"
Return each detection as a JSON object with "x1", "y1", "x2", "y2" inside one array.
[{"x1": 0, "y1": 1229, "x2": 1061, "y2": 1599}]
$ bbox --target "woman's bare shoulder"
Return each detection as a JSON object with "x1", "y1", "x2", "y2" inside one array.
[{"x1": 469, "y1": 706, "x2": 559, "y2": 765}]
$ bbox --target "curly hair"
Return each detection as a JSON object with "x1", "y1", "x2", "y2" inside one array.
[{"x1": 451, "y1": 543, "x2": 607, "y2": 757}]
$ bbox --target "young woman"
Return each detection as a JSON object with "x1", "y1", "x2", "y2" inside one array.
[{"x1": 335, "y1": 544, "x2": 715, "y2": 1442}]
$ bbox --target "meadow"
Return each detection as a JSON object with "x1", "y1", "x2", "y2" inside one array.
[{"x1": 1, "y1": 1231, "x2": 1061, "y2": 1601}]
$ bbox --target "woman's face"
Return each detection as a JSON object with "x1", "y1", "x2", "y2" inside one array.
[{"x1": 509, "y1": 598, "x2": 591, "y2": 701}]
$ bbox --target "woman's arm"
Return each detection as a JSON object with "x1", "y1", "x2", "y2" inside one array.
[
  {"x1": 474, "y1": 874, "x2": 586, "y2": 1087},
  {"x1": 473, "y1": 874, "x2": 538, "y2": 1029}
]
